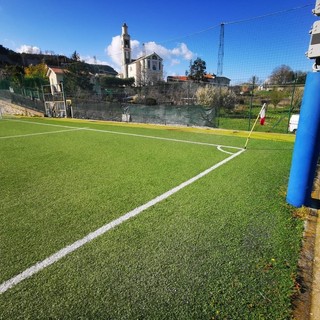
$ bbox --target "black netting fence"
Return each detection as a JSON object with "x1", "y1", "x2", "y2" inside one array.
[
  {"x1": 11, "y1": 94, "x2": 45, "y2": 113},
  {"x1": 70, "y1": 98, "x2": 214, "y2": 127},
  {"x1": 72, "y1": 100, "x2": 122, "y2": 121},
  {"x1": 122, "y1": 104, "x2": 214, "y2": 127}
]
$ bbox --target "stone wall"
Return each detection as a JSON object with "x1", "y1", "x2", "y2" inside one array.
[{"x1": 0, "y1": 98, "x2": 44, "y2": 117}]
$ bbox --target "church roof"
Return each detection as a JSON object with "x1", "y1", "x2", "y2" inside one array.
[{"x1": 129, "y1": 52, "x2": 163, "y2": 64}]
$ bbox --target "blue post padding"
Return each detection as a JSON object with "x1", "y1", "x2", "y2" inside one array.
[{"x1": 286, "y1": 72, "x2": 320, "y2": 207}]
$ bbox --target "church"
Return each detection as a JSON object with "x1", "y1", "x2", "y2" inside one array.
[{"x1": 120, "y1": 23, "x2": 163, "y2": 86}]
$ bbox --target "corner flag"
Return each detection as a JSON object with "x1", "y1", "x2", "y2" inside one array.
[
  {"x1": 244, "y1": 103, "x2": 268, "y2": 148},
  {"x1": 259, "y1": 103, "x2": 266, "y2": 125}
]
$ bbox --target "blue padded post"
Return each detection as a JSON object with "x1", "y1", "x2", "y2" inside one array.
[{"x1": 287, "y1": 72, "x2": 320, "y2": 207}]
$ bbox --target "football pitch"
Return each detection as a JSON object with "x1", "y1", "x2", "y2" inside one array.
[{"x1": 0, "y1": 118, "x2": 302, "y2": 319}]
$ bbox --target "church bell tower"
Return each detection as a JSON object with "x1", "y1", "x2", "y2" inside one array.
[{"x1": 121, "y1": 23, "x2": 131, "y2": 78}]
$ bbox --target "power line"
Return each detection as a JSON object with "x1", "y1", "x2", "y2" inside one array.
[
  {"x1": 157, "y1": 4, "x2": 313, "y2": 45},
  {"x1": 157, "y1": 24, "x2": 221, "y2": 45},
  {"x1": 224, "y1": 4, "x2": 313, "y2": 25},
  {"x1": 80, "y1": 4, "x2": 314, "y2": 64}
]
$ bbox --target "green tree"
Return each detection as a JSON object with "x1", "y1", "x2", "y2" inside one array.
[
  {"x1": 100, "y1": 76, "x2": 134, "y2": 88},
  {"x1": 63, "y1": 54, "x2": 93, "y2": 95},
  {"x1": 188, "y1": 58, "x2": 207, "y2": 82},
  {"x1": 24, "y1": 62, "x2": 47, "y2": 78},
  {"x1": 295, "y1": 71, "x2": 307, "y2": 84},
  {"x1": 4, "y1": 65, "x2": 25, "y2": 86},
  {"x1": 71, "y1": 50, "x2": 81, "y2": 62},
  {"x1": 269, "y1": 90, "x2": 286, "y2": 107},
  {"x1": 291, "y1": 88, "x2": 304, "y2": 111},
  {"x1": 24, "y1": 62, "x2": 49, "y2": 88},
  {"x1": 269, "y1": 65, "x2": 295, "y2": 85}
]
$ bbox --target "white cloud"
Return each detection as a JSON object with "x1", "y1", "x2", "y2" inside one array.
[
  {"x1": 170, "y1": 59, "x2": 181, "y2": 66},
  {"x1": 172, "y1": 43, "x2": 194, "y2": 60},
  {"x1": 17, "y1": 45, "x2": 41, "y2": 54},
  {"x1": 105, "y1": 36, "x2": 195, "y2": 74},
  {"x1": 81, "y1": 55, "x2": 109, "y2": 65},
  {"x1": 106, "y1": 35, "x2": 122, "y2": 69}
]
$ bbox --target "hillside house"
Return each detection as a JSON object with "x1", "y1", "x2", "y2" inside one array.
[
  {"x1": 46, "y1": 66, "x2": 64, "y2": 94},
  {"x1": 46, "y1": 64, "x2": 118, "y2": 95}
]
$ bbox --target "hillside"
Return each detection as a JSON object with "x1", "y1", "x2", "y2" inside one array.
[{"x1": 0, "y1": 45, "x2": 117, "y2": 76}]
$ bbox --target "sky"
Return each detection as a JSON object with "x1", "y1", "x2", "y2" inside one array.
[{"x1": 0, "y1": 0, "x2": 317, "y2": 83}]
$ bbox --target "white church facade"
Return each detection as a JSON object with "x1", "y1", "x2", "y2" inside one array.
[{"x1": 120, "y1": 23, "x2": 163, "y2": 86}]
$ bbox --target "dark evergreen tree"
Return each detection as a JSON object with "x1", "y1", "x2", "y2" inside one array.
[
  {"x1": 188, "y1": 58, "x2": 207, "y2": 82},
  {"x1": 63, "y1": 60, "x2": 93, "y2": 95}
]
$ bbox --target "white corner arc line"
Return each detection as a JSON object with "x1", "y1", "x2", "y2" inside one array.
[
  {"x1": 0, "y1": 148, "x2": 245, "y2": 294},
  {"x1": 0, "y1": 128, "x2": 84, "y2": 139},
  {"x1": 217, "y1": 146, "x2": 235, "y2": 155}
]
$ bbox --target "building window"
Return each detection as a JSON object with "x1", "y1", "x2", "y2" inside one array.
[
  {"x1": 152, "y1": 62, "x2": 157, "y2": 71},
  {"x1": 147, "y1": 60, "x2": 150, "y2": 69},
  {"x1": 159, "y1": 62, "x2": 161, "y2": 70}
]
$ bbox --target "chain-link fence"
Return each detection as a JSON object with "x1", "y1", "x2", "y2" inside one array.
[
  {"x1": 0, "y1": 80, "x2": 302, "y2": 133},
  {"x1": 11, "y1": 94, "x2": 45, "y2": 113},
  {"x1": 0, "y1": 89, "x2": 45, "y2": 113}
]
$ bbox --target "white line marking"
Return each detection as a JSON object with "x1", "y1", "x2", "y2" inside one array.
[
  {"x1": 3, "y1": 119, "x2": 79, "y2": 129},
  {"x1": 217, "y1": 146, "x2": 235, "y2": 155},
  {"x1": 0, "y1": 128, "x2": 84, "y2": 139},
  {"x1": 83, "y1": 127, "x2": 243, "y2": 151},
  {"x1": 4, "y1": 119, "x2": 243, "y2": 151},
  {"x1": 0, "y1": 148, "x2": 245, "y2": 294}
]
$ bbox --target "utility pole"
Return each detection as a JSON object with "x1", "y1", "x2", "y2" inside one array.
[{"x1": 217, "y1": 23, "x2": 225, "y2": 76}]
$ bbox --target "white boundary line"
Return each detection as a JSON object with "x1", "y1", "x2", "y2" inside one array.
[
  {"x1": 0, "y1": 148, "x2": 245, "y2": 294},
  {"x1": 3, "y1": 119, "x2": 243, "y2": 151},
  {"x1": 0, "y1": 128, "x2": 84, "y2": 139},
  {"x1": 2, "y1": 118, "x2": 80, "y2": 129},
  {"x1": 83, "y1": 127, "x2": 243, "y2": 151}
]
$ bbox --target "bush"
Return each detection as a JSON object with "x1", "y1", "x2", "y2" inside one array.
[
  {"x1": 145, "y1": 97, "x2": 157, "y2": 105},
  {"x1": 196, "y1": 86, "x2": 236, "y2": 110},
  {"x1": 0, "y1": 79, "x2": 10, "y2": 89}
]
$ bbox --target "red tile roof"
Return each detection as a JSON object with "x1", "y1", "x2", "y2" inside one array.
[{"x1": 48, "y1": 67, "x2": 65, "y2": 74}]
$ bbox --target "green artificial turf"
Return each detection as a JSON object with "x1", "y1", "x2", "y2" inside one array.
[{"x1": 0, "y1": 118, "x2": 302, "y2": 319}]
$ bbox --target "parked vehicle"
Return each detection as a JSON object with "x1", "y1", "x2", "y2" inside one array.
[{"x1": 289, "y1": 114, "x2": 300, "y2": 133}]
